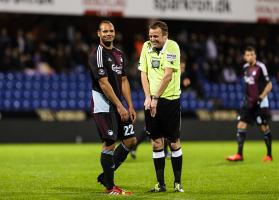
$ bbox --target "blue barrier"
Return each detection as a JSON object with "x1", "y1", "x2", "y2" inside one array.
[{"x1": 0, "y1": 72, "x2": 278, "y2": 111}]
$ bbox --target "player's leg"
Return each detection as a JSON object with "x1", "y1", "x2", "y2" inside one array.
[
  {"x1": 113, "y1": 136, "x2": 137, "y2": 170},
  {"x1": 130, "y1": 128, "x2": 148, "y2": 159},
  {"x1": 256, "y1": 107, "x2": 272, "y2": 161},
  {"x1": 98, "y1": 118, "x2": 137, "y2": 181},
  {"x1": 95, "y1": 113, "x2": 133, "y2": 195},
  {"x1": 112, "y1": 118, "x2": 137, "y2": 170},
  {"x1": 101, "y1": 140, "x2": 116, "y2": 190},
  {"x1": 236, "y1": 121, "x2": 248, "y2": 157},
  {"x1": 94, "y1": 113, "x2": 117, "y2": 191},
  {"x1": 227, "y1": 106, "x2": 251, "y2": 161},
  {"x1": 98, "y1": 136, "x2": 136, "y2": 187},
  {"x1": 260, "y1": 124, "x2": 272, "y2": 161},
  {"x1": 227, "y1": 121, "x2": 247, "y2": 161}
]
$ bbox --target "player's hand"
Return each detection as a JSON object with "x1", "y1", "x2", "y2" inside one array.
[
  {"x1": 150, "y1": 98, "x2": 158, "y2": 117},
  {"x1": 144, "y1": 96, "x2": 152, "y2": 110},
  {"x1": 117, "y1": 105, "x2": 129, "y2": 122},
  {"x1": 128, "y1": 106, "x2": 137, "y2": 123}
]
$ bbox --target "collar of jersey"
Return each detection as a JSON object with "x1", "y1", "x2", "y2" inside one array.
[
  {"x1": 99, "y1": 44, "x2": 115, "y2": 51},
  {"x1": 148, "y1": 39, "x2": 168, "y2": 54},
  {"x1": 244, "y1": 60, "x2": 258, "y2": 68}
]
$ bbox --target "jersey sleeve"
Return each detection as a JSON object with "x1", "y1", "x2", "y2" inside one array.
[
  {"x1": 259, "y1": 63, "x2": 270, "y2": 83},
  {"x1": 138, "y1": 42, "x2": 148, "y2": 72},
  {"x1": 122, "y1": 53, "x2": 128, "y2": 77},
  {"x1": 164, "y1": 41, "x2": 180, "y2": 70},
  {"x1": 88, "y1": 49, "x2": 108, "y2": 80}
]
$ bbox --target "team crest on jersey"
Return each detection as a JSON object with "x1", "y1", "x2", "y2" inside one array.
[
  {"x1": 252, "y1": 71, "x2": 257, "y2": 76},
  {"x1": 98, "y1": 68, "x2": 105, "y2": 76},
  {"x1": 112, "y1": 64, "x2": 122, "y2": 75},
  {"x1": 244, "y1": 76, "x2": 255, "y2": 85},
  {"x1": 107, "y1": 130, "x2": 113, "y2": 136}
]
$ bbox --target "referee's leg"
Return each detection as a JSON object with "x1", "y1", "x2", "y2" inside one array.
[
  {"x1": 152, "y1": 137, "x2": 166, "y2": 188},
  {"x1": 169, "y1": 138, "x2": 183, "y2": 188},
  {"x1": 163, "y1": 98, "x2": 184, "y2": 192}
]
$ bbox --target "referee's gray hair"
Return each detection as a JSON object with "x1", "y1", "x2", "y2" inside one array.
[{"x1": 149, "y1": 21, "x2": 168, "y2": 35}]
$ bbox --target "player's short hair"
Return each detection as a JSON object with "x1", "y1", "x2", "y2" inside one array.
[
  {"x1": 245, "y1": 46, "x2": 256, "y2": 53},
  {"x1": 149, "y1": 21, "x2": 168, "y2": 35},
  {"x1": 98, "y1": 20, "x2": 114, "y2": 31}
]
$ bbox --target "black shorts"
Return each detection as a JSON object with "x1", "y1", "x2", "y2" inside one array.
[
  {"x1": 238, "y1": 106, "x2": 270, "y2": 126},
  {"x1": 144, "y1": 98, "x2": 181, "y2": 141},
  {"x1": 93, "y1": 112, "x2": 135, "y2": 142}
]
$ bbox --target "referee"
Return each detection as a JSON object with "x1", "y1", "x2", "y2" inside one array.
[{"x1": 138, "y1": 21, "x2": 184, "y2": 192}]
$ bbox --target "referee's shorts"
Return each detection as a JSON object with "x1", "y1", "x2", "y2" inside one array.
[{"x1": 144, "y1": 98, "x2": 181, "y2": 141}]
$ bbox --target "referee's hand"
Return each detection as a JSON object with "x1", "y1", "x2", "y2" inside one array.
[
  {"x1": 144, "y1": 97, "x2": 152, "y2": 110},
  {"x1": 150, "y1": 99, "x2": 158, "y2": 117}
]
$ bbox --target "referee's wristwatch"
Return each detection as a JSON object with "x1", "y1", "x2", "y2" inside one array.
[{"x1": 152, "y1": 95, "x2": 159, "y2": 100}]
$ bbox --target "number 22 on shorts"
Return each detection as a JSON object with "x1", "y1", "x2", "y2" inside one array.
[{"x1": 123, "y1": 124, "x2": 135, "y2": 136}]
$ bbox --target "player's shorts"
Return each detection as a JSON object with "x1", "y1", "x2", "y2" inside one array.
[
  {"x1": 238, "y1": 106, "x2": 270, "y2": 126},
  {"x1": 144, "y1": 98, "x2": 181, "y2": 141},
  {"x1": 93, "y1": 112, "x2": 135, "y2": 142}
]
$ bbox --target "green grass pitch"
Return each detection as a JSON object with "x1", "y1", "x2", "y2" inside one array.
[{"x1": 0, "y1": 141, "x2": 278, "y2": 200}]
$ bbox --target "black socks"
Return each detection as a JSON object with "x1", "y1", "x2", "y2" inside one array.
[
  {"x1": 100, "y1": 150, "x2": 115, "y2": 190},
  {"x1": 171, "y1": 148, "x2": 183, "y2": 183},
  {"x1": 236, "y1": 129, "x2": 247, "y2": 156},
  {"x1": 113, "y1": 142, "x2": 130, "y2": 170},
  {"x1": 153, "y1": 149, "x2": 165, "y2": 186},
  {"x1": 263, "y1": 130, "x2": 272, "y2": 157}
]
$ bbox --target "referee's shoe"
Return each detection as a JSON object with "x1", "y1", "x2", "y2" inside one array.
[
  {"x1": 149, "y1": 183, "x2": 166, "y2": 192},
  {"x1": 174, "y1": 182, "x2": 184, "y2": 192}
]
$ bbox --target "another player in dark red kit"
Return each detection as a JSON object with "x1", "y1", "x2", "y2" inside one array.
[
  {"x1": 227, "y1": 47, "x2": 273, "y2": 162},
  {"x1": 88, "y1": 20, "x2": 137, "y2": 195}
]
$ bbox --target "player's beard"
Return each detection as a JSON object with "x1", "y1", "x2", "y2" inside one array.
[{"x1": 103, "y1": 41, "x2": 113, "y2": 48}]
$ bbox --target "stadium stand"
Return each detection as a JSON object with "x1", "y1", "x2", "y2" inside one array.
[{"x1": 1, "y1": 15, "x2": 279, "y2": 112}]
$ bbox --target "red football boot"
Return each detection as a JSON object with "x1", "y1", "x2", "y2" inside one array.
[
  {"x1": 226, "y1": 153, "x2": 243, "y2": 161},
  {"x1": 106, "y1": 186, "x2": 133, "y2": 196},
  {"x1": 263, "y1": 155, "x2": 272, "y2": 162}
]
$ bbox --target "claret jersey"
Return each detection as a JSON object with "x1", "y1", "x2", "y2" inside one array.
[
  {"x1": 89, "y1": 45, "x2": 127, "y2": 113},
  {"x1": 243, "y1": 61, "x2": 270, "y2": 108}
]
